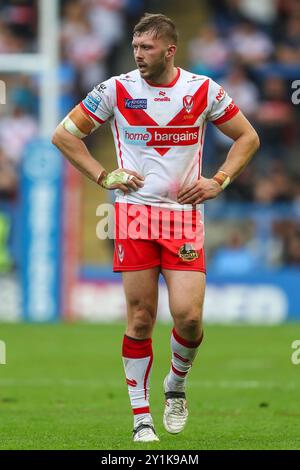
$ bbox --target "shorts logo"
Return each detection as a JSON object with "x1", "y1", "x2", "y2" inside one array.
[
  {"x1": 125, "y1": 98, "x2": 147, "y2": 109},
  {"x1": 117, "y1": 243, "x2": 124, "y2": 262},
  {"x1": 178, "y1": 243, "x2": 199, "y2": 261},
  {"x1": 183, "y1": 95, "x2": 194, "y2": 113},
  {"x1": 83, "y1": 91, "x2": 102, "y2": 112}
]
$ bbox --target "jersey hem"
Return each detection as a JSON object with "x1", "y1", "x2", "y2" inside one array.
[{"x1": 115, "y1": 197, "x2": 204, "y2": 211}]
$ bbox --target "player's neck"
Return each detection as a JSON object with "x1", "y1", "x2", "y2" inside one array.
[{"x1": 146, "y1": 66, "x2": 178, "y2": 87}]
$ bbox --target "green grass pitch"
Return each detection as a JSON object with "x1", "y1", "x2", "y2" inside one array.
[{"x1": 0, "y1": 322, "x2": 300, "y2": 450}]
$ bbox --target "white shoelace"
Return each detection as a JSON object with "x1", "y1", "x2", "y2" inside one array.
[{"x1": 168, "y1": 398, "x2": 186, "y2": 415}]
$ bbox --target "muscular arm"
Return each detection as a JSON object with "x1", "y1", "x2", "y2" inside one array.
[
  {"x1": 52, "y1": 113, "x2": 144, "y2": 193},
  {"x1": 215, "y1": 111, "x2": 260, "y2": 180},
  {"x1": 177, "y1": 111, "x2": 260, "y2": 205},
  {"x1": 52, "y1": 124, "x2": 105, "y2": 183}
]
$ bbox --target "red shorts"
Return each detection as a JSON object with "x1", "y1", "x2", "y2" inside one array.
[{"x1": 113, "y1": 203, "x2": 206, "y2": 272}]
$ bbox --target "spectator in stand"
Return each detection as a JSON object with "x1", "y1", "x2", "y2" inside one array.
[
  {"x1": 276, "y1": 17, "x2": 300, "y2": 65},
  {"x1": 0, "y1": 1, "x2": 36, "y2": 48},
  {"x1": 291, "y1": 175, "x2": 300, "y2": 217},
  {"x1": 83, "y1": 0, "x2": 126, "y2": 76},
  {"x1": 187, "y1": 24, "x2": 230, "y2": 79},
  {"x1": 0, "y1": 103, "x2": 38, "y2": 165},
  {"x1": 253, "y1": 164, "x2": 294, "y2": 203},
  {"x1": 61, "y1": 0, "x2": 106, "y2": 90},
  {"x1": 208, "y1": 0, "x2": 244, "y2": 35},
  {"x1": 229, "y1": 21, "x2": 274, "y2": 65},
  {"x1": 210, "y1": 229, "x2": 259, "y2": 274},
  {"x1": 237, "y1": 0, "x2": 278, "y2": 31},
  {"x1": 0, "y1": 21, "x2": 24, "y2": 53},
  {"x1": 285, "y1": 229, "x2": 300, "y2": 265},
  {"x1": 255, "y1": 76, "x2": 296, "y2": 159},
  {"x1": 0, "y1": 147, "x2": 17, "y2": 200},
  {"x1": 221, "y1": 63, "x2": 259, "y2": 119}
]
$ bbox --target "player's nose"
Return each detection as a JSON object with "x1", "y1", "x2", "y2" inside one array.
[{"x1": 134, "y1": 47, "x2": 143, "y2": 60}]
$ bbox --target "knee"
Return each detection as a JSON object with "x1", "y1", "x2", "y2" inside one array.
[
  {"x1": 175, "y1": 309, "x2": 203, "y2": 336},
  {"x1": 128, "y1": 302, "x2": 156, "y2": 338},
  {"x1": 183, "y1": 316, "x2": 201, "y2": 333}
]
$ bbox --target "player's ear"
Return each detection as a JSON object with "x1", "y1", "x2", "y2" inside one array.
[{"x1": 166, "y1": 44, "x2": 177, "y2": 59}]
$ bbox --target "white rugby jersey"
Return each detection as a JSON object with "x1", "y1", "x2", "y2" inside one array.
[{"x1": 81, "y1": 67, "x2": 239, "y2": 209}]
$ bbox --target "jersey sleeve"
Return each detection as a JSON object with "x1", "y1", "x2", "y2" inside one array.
[
  {"x1": 80, "y1": 77, "x2": 115, "y2": 125},
  {"x1": 206, "y1": 79, "x2": 239, "y2": 125}
]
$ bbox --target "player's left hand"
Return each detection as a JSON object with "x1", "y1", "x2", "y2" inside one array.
[{"x1": 177, "y1": 177, "x2": 222, "y2": 205}]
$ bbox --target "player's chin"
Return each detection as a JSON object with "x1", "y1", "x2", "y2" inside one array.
[{"x1": 138, "y1": 68, "x2": 149, "y2": 78}]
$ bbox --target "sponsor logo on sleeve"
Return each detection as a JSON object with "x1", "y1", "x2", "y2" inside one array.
[
  {"x1": 83, "y1": 90, "x2": 102, "y2": 112},
  {"x1": 95, "y1": 83, "x2": 107, "y2": 93},
  {"x1": 125, "y1": 98, "x2": 147, "y2": 109},
  {"x1": 216, "y1": 87, "x2": 225, "y2": 102}
]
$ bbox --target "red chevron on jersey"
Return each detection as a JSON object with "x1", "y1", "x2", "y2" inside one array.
[{"x1": 116, "y1": 78, "x2": 209, "y2": 156}]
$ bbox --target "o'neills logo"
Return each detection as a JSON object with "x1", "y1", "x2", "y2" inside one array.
[
  {"x1": 154, "y1": 91, "x2": 170, "y2": 102},
  {"x1": 183, "y1": 95, "x2": 194, "y2": 113},
  {"x1": 123, "y1": 126, "x2": 199, "y2": 146}
]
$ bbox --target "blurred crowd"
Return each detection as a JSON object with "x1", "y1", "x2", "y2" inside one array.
[
  {"x1": 0, "y1": 0, "x2": 299, "y2": 270},
  {"x1": 188, "y1": 0, "x2": 300, "y2": 271},
  {"x1": 188, "y1": 0, "x2": 300, "y2": 179},
  {"x1": 0, "y1": 0, "x2": 160, "y2": 200}
]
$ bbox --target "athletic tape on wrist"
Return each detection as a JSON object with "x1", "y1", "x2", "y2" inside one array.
[
  {"x1": 212, "y1": 171, "x2": 231, "y2": 190},
  {"x1": 101, "y1": 171, "x2": 133, "y2": 189}
]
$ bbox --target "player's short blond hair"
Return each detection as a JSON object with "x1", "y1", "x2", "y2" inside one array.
[{"x1": 133, "y1": 13, "x2": 178, "y2": 45}]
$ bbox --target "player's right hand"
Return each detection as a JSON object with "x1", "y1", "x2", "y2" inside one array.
[{"x1": 100, "y1": 168, "x2": 144, "y2": 194}]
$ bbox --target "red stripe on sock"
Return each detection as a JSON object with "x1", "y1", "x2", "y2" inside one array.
[
  {"x1": 172, "y1": 329, "x2": 203, "y2": 349},
  {"x1": 122, "y1": 335, "x2": 152, "y2": 358},
  {"x1": 171, "y1": 363, "x2": 188, "y2": 377},
  {"x1": 174, "y1": 352, "x2": 190, "y2": 363},
  {"x1": 133, "y1": 406, "x2": 150, "y2": 415},
  {"x1": 144, "y1": 354, "x2": 153, "y2": 400}
]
